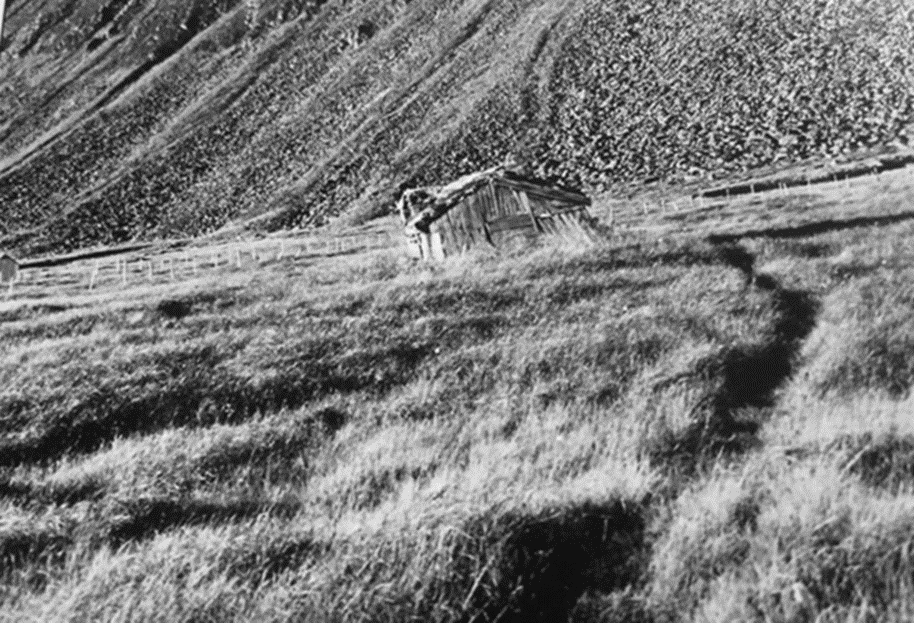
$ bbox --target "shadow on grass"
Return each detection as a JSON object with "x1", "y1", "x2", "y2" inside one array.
[
  {"x1": 0, "y1": 476, "x2": 105, "y2": 506},
  {"x1": 105, "y1": 496, "x2": 300, "y2": 547},
  {"x1": 522, "y1": 241, "x2": 725, "y2": 282},
  {"x1": 0, "y1": 339, "x2": 429, "y2": 467},
  {"x1": 650, "y1": 244, "x2": 819, "y2": 476},
  {"x1": 461, "y1": 500, "x2": 648, "y2": 623},
  {"x1": 0, "y1": 254, "x2": 670, "y2": 467},
  {"x1": 221, "y1": 535, "x2": 328, "y2": 588},
  {"x1": 708, "y1": 210, "x2": 914, "y2": 243},
  {"x1": 0, "y1": 495, "x2": 306, "y2": 585},
  {"x1": 0, "y1": 528, "x2": 72, "y2": 581},
  {"x1": 837, "y1": 433, "x2": 914, "y2": 490}
]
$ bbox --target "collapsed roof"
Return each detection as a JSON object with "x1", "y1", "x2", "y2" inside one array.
[{"x1": 399, "y1": 166, "x2": 591, "y2": 232}]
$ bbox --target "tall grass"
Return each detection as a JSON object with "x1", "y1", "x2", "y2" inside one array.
[
  {"x1": 0, "y1": 236, "x2": 787, "y2": 621},
  {"x1": 5, "y1": 184, "x2": 914, "y2": 620},
  {"x1": 643, "y1": 214, "x2": 914, "y2": 622}
]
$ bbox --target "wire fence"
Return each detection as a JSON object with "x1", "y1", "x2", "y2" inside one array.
[
  {"x1": 3, "y1": 230, "x2": 399, "y2": 300},
  {"x1": 4, "y1": 162, "x2": 914, "y2": 301},
  {"x1": 603, "y1": 162, "x2": 914, "y2": 227}
]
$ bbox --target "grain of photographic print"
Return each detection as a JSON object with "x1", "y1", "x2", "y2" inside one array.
[{"x1": 2, "y1": 1, "x2": 914, "y2": 621}]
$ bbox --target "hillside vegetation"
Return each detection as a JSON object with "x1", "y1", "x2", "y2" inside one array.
[
  {"x1": 2, "y1": 0, "x2": 914, "y2": 253},
  {"x1": 3, "y1": 164, "x2": 914, "y2": 620},
  {"x1": 5, "y1": 1, "x2": 914, "y2": 620}
]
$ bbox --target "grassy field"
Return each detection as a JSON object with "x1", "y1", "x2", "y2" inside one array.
[{"x1": 2, "y1": 165, "x2": 914, "y2": 621}]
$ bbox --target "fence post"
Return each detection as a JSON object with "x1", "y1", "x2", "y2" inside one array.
[
  {"x1": 121, "y1": 259, "x2": 128, "y2": 286},
  {"x1": 148, "y1": 259, "x2": 154, "y2": 281},
  {"x1": 89, "y1": 260, "x2": 100, "y2": 290}
]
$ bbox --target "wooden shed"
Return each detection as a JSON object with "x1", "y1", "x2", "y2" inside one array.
[
  {"x1": 0, "y1": 252, "x2": 18, "y2": 284},
  {"x1": 398, "y1": 167, "x2": 597, "y2": 261}
]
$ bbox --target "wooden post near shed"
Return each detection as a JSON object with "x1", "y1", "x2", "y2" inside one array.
[
  {"x1": 0, "y1": 252, "x2": 19, "y2": 286},
  {"x1": 88, "y1": 260, "x2": 100, "y2": 290},
  {"x1": 0, "y1": 0, "x2": 7, "y2": 52}
]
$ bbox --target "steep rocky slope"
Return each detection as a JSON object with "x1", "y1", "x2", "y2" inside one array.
[{"x1": 1, "y1": 0, "x2": 913, "y2": 253}]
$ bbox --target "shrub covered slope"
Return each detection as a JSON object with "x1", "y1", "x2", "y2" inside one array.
[{"x1": 1, "y1": 0, "x2": 914, "y2": 253}]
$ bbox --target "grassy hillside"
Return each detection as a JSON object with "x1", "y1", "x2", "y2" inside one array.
[
  {"x1": 5, "y1": 1, "x2": 914, "y2": 620},
  {"x1": 1, "y1": 0, "x2": 914, "y2": 253},
  {"x1": 3, "y1": 165, "x2": 914, "y2": 621}
]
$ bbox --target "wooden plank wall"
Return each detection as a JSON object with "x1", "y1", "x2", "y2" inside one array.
[
  {"x1": 492, "y1": 183, "x2": 518, "y2": 219},
  {"x1": 526, "y1": 191, "x2": 580, "y2": 215},
  {"x1": 428, "y1": 180, "x2": 594, "y2": 258},
  {"x1": 526, "y1": 191, "x2": 597, "y2": 241},
  {"x1": 434, "y1": 190, "x2": 492, "y2": 257},
  {"x1": 487, "y1": 185, "x2": 538, "y2": 247},
  {"x1": 487, "y1": 213, "x2": 537, "y2": 234},
  {"x1": 536, "y1": 208, "x2": 594, "y2": 241}
]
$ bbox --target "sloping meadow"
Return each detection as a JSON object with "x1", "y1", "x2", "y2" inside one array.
[
  {"x1": 0, "y1": 237, "x2": 785, "y2": 622},
  {"x1": 645, "y1": 219, "x2": 914, "y2": 622}
]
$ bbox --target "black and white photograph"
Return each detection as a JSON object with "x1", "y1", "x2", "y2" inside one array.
[{"x1": 1, "y1": 1, "x2": 914, "y2": 621}]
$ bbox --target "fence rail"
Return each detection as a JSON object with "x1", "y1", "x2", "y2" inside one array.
[
  {"x1": 5, "y1": 161, "x2": 914, "y2": 301},
  {"x1": 3, "y1": 230, "x2": 398, "y2": 300},
  {"x1": 602, "y1": 161, "x2": 914, "y2": 227}
]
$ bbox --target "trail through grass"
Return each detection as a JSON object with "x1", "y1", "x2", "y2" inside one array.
[{"x1": 4, "y1": 168, "x2": 914, "y2": 620}]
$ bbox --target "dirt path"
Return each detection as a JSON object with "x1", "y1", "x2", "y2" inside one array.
[{"x1": 648, "y1": 243, "x2": 819, "y2": 478}]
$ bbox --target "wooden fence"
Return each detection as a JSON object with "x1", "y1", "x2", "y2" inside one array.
[
  {"x1": 4, "y1": 161, "x2": 914, "y2": 301},
  {"x1": 3, "y1": 230, "x2": 398, "y2": 300},
  {"x1": 602, "y1": 160, "x2": 914, "y2": 228}
]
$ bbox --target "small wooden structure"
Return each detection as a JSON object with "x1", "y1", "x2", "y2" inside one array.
[
  {"x1": 0, "y1": 252, "x2": 18, "y2": 284},
  {"x1": 398, "y1": 166, "x2": 597, "y2": 260}
]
